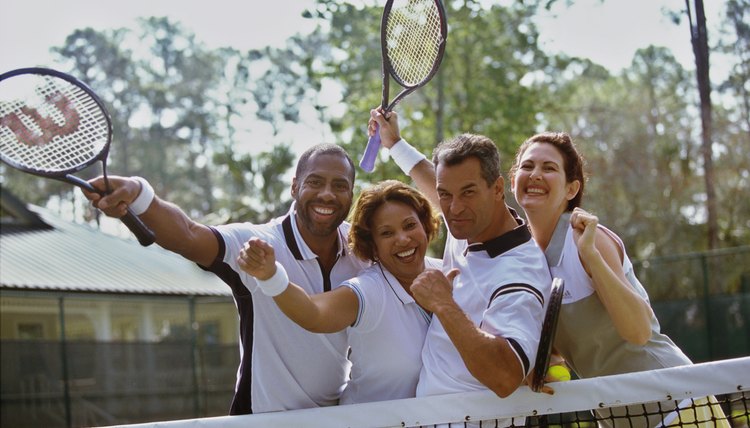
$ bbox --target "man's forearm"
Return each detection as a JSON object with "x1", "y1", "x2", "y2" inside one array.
[
  {"x1": 434, "y1": 303, "x2": 524, "y2": 397},
  {"x1": 140, "y1": 197, "x2": 218, "y2": 266}
]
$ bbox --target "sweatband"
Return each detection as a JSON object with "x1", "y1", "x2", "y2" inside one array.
[
  {"x1": 256, "y1": 262, "x2": 290, "y2": 297},
  {"x1": 130, "y1": 177, "x2": 155, "y2": 215},
  {"x1": 389, "y1": 138, "x2": 427, "y2": 174}
]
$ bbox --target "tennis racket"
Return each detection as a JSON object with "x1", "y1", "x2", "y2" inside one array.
[
  {"x1": 0, "y1": 67, "x2": 155, "y2": 246},
  {"x1": 530, "y1": 277, "x2": 565, "y2": 392},
  {"x1": 360, "y1": 0, "x2": 448, "y2": 172}
]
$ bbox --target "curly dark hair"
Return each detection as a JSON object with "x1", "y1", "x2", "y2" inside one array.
[{"x1": 349, "y1": 180, "x2": 440, "y2": 262}]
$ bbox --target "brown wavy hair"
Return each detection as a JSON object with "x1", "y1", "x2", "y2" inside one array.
[{"x1": 509, "y1": 131, "x2": 586, "y2": 211}]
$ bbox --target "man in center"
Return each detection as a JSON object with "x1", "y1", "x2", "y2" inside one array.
[{"x1": 369, "y1": 109, "x2": 552, "y2": 403}]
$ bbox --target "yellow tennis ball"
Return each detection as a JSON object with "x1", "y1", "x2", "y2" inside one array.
[
  {"x1": 547, "y1": 365, "x2": 571, "y2": 382},
  {"x1": 731, "y1": 409, "x2": 749, "y2": 424}
]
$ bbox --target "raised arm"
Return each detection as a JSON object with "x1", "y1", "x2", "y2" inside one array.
[
  {"x1": 237, "y1": 237, "x2": 358, "y2": 333},
  {"x1": 369, "y1": 109, "x2": 438, "y2": 207},
  {"x1": 84, "y1": 175, "x2": 218, "y2": 267},
  {"x1": 570, "y1": 208, "x2": 653, "y2": 345},
  {"x1": 411, "y1": 269, "x2": 525, "y2": 397}
]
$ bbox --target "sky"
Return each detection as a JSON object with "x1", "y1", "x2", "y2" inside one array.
[{"x1": 0, "y1": 0, "x2": 727, "y2": 74}]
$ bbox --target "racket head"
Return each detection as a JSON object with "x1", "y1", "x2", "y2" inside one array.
[
  {"x1": 0, "y1": 67, "x2": 113, "y2": 180},
  {"x1": 530, "y1": 277, "x2": 565, "y2": 392},
  {"x1": 381, "y1": 0, "x2": 447, "y2": 109}
]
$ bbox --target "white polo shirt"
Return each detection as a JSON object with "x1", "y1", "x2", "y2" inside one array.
[
  {"x1": 210, "y1": 203, "x2": 369, "y2": 413},
  {"x1": 417, "y1": 216, "x2": 551, "y2": 397},
  {"x1": 340, "y1": 257, "x2": 441, "y2": 404}
]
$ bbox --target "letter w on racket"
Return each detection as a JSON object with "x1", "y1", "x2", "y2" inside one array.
[{"x1": 0, "y1": 92, "x2": 80, "y2": 147}]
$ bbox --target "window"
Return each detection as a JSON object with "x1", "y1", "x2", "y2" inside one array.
[{"x1": 17, "y1": 323, "x2": 44, "y2": 340}]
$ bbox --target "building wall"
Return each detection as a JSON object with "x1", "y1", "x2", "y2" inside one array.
[{"x1": 1, "y1": 290, "x2": 242, "y2": 426}]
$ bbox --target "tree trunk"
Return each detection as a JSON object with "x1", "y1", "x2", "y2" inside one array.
[{"x1": 687, "y1": 0, "x2": 718, "y2": 249}]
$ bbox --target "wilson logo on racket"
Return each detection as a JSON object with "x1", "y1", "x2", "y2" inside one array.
[
  {"x1": 0, "y1": 92, "x2": 80, "y2": 147},
  {"x1": 0, "y1": 67, "x2": 155, "y2": 246}
]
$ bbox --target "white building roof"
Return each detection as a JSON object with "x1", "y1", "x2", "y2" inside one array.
[{"x1": 0, "y1": 191, "x2": 232, "y2": 297}]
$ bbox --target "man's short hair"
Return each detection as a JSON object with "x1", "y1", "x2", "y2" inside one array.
[
  {"x1": 296, "y1": 144, "x2": 355, "y2": 183},
  {"x1": 432, "y1": 133, "x2": 501, "y2": 186}
]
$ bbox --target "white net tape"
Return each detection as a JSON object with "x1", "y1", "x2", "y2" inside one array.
[{"x1": 101, "y1": 357, "x2": 749, "y2": 428}]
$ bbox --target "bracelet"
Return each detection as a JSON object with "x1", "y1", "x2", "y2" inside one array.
[
  {"x1": 389, "y1": 139, "x2": 427, "y2": 174},
  {"x1": 256, "y1": 262, "x2": 289, "y2": 297},
  {"x1": 130, "y1": 177, "x2": 155, "y2": 215}
]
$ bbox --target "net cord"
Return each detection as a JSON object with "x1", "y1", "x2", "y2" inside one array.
[{"x1": 102, "y1": 356, "x2": 749, "y2": 428}]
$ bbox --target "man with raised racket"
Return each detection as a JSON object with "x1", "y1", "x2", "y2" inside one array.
[{"x1": 369, "y1": 108, "x2": 551, "y2": 425}]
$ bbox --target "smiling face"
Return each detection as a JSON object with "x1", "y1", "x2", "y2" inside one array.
[
  {"x1": 370, "y1": 200, "x2": 429, "y2": 287},
  {"x1": 511, "y1": 142, "x2": 580, "y2": 216},
  {"x1": 291, "y1": 153, "x2": 354, "y2": 238}
]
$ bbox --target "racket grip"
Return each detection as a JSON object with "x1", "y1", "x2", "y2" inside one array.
[
  {"x1": 359, "y1": 124, "x2": 381, "y2": 173},
  {"x1": 121, "y1": 208, "x2": 156, "y2": 246}
]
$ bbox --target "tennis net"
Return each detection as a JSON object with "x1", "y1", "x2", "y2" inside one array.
[{"x1": 103, "y1": 356, "x2": 749, "y2": 428}]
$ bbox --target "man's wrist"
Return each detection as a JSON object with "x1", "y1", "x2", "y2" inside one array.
[
  {"x1": 130, "y1": 177, "x2": 155, "y2": 215},
  {"x1": 389, "y1": 139, "x2": 427, "y2": 174}
]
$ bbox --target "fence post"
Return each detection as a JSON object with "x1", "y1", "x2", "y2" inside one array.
[
  {"x1": 189, "y1": 296, "x2": 201, "y2": 417},
  {"x1": 700, "y1": 254, "x2": 714, "y2": 361},
  {"x1": 58, "y1": 296, "x2": 72, "y2": 428}
]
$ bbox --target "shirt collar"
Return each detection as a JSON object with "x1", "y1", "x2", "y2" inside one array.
[
  {"x1": 465, "y1": 208, "x2": 533, "y2": 258},
  {"x1": 377, "y1": 263, "x2": 415, "y2": 305},
  {"x1": 282, "y1": 201, "x2": 347, "y2": 261},
  {"x1": 544, "y1": 211, "x2": 571, "y2": 267}
]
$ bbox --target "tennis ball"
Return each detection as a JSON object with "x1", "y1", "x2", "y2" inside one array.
[
  {"x1": 731, "y1": 408, "x2": 749, "y2": 425},
  {"x1": 547, "y1": 365, "x2": 571, "y2": 382}
]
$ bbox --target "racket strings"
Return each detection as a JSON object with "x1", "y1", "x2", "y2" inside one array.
[
  {"x1": 385, "y1": 0, "x2": 444, "y2": 86},
  {"x1": 0, "y1": 76, "x2": 108, "y2": 173}
]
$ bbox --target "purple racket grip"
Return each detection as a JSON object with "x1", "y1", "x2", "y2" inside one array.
[{"x1": 359, "y1": 123, "x2": 381, "y2": 172}]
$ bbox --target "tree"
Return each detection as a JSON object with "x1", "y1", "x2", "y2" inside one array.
[
  {"x1": 713, "y1": 0, "x2": 750, "y2": 246},
  {"x1": 537, "y1": 47, "x2": 707, "y2": 257},
  {"x1": 686, "y1": 0, "x2": 718, "y2": 249}
]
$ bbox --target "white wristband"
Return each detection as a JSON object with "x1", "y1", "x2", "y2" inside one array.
[
  {"x1": 256, "y1": 262, "x2": 289, "y2": 297},
  {"x1": 129, "y1": 177, "x2": 155, "y2": 215},
  {"x1": 389, "y1": 139, "x2": 427, "y2": 174}
]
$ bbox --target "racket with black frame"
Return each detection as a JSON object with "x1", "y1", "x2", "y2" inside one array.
[
  {"x1": 0, "y1": 67, "x2": 155, "y2": 246},
  {"x1": 530, "y1": 277, "x2": 565, "y2": 392},
  {"x1": 360, "y1": 0, "x2": 448, "y2": 172}
]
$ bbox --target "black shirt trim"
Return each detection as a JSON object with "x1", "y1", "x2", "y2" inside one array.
[
  {"x1": 507, "y1": 337, "x2": 530, "y2": 375},
  {"x1": 282, "y1": 215, "x2": 304, "y2": 260},
  {"x1": 465, "y1": 209, "x2": 532, "y2": 258},
  {"x1": 488, "y1": 283, "x2": 544, "y2": 307}
]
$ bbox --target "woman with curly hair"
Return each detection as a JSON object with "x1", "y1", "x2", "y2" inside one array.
[{"x1": 238, "y1": 180, "x2": 441, "y2": 404}]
